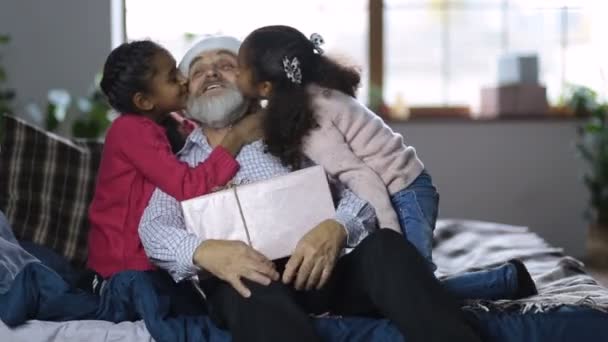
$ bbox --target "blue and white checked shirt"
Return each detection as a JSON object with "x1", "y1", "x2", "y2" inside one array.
[{"x1": 138, "y1": 128, "x2": 377, "y2": 282}]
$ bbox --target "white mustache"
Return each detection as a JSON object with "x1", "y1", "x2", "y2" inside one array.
[{"x1": 186, "y1": 86, "x2": 247, "y2": 128}]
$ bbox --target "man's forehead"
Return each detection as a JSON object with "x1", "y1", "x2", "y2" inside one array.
[{"x1": 190, "y1": 50, "x2": 237, "y2": 68}]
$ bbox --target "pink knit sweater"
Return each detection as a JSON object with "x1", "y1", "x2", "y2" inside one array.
[{"x1": 303, "y1": 85, "x2": 424, "y2": 232}]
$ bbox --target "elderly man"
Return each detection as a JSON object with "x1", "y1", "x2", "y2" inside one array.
[{"x1": 138, "y1": 36, "x2": 481, "y2": 342}]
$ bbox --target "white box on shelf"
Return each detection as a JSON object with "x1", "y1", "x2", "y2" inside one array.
[{"x1": 498, "y1": 54, "x2": 539, "y2": 86}]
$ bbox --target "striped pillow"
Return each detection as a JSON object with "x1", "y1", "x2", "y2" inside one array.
[{"x1": 0, "y1": 114, "x2": 103, "y2": 266}]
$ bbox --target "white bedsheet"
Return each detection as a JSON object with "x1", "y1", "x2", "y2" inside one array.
[{"x1": 1, "y1": 319, "x2": 152, "y2": 342}]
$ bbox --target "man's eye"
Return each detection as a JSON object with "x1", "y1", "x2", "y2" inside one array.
[{"x1": 222, "y1": 64, "x2": 234, "y2": 70}]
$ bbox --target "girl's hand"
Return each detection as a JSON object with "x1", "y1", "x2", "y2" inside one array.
[
  {"x1": 231, "y1": 110, "x2": 264, "y2": 144},
  {"x1": 219, "y1": 111, "x2": 264, "y2": 156}
]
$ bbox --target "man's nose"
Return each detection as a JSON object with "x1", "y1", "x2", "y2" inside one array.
[{"x1": 205, "y1": 66, "x2": 221, "y2": 80}]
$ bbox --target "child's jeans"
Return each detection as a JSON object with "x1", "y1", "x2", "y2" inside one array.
[
  {"x1": 391, "y1": 169, "x2": 438, "y2": 271},
  {"x1": 391, "y1": 170, "x2": 522, "y2": 300}
]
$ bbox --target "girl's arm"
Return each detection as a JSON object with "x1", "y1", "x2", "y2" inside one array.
[
  {"x1": 119, "y1": 119, "x2": 239, "y2": 201},
  {"x1": 304, "y1": 122, "x2": 401, "y2": 233}
]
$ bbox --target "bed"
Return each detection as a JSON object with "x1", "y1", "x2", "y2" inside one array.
[
  {"x1": 2, "y1": 219, "x2": 608, "y2": 342},
  {"x1": 2, "y1": 115, "x2": 608, "y2": 341}
]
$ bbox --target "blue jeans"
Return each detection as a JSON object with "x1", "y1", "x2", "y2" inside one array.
[
  {"x1": 0, "y1": 211, "x2": 39, "y2": 294},
  {"x1": 391, "y1": 170, "x2": 520, "y2": 300},
  {"x1": 441, "y1": 262, "x2": 520, "y2": 301},
  {"x1": 391, "y1": 170, "x2": 438, "y2": 270}
]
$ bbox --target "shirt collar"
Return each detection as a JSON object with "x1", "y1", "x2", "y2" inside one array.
[
  {"x1": 177, "y1": 128, "x2": 212, "y2": 156},
  {"x1": 177, "y1": 127, "x2": 266, "y2": 156}
]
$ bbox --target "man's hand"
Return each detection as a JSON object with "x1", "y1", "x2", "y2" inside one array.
[
  {"x1": 194, "y1": 240, "x2": 279, "y2": 298},
  {"x1": 282, "y1": 219, "x2": 347, "y2": 291}
]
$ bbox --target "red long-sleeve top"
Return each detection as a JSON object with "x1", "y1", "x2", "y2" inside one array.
[{"x1": 87, "y1": 114, "x2": 238, "y2": 277}]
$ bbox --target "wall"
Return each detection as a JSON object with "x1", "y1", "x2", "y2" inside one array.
[
  {"x1": 392, "y1": 119, "x2": 588, "y2": 258},
  {"x1": 0, "y1": 0, "x2": 113, "y2": 129}
]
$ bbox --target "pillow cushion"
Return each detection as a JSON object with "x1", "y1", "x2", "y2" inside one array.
[{"x1": 0, "y1": 114, "x2": 103, "y2": 266}]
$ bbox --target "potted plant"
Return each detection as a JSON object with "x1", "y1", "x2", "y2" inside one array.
[
  {"x1": 71, "y1": 74, "x2": 112, "y2": 139},
  {"x1": 572, "y1": 85, "x2": 608, "y2": 267},
  {"x1": 40, "y1": 74, "x2": 112, "y2": 139}
]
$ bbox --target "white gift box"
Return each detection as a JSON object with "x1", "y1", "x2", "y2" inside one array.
[
  {"x1": 181, "y1": 166, "x2": 336, "y2": 260},
  {"x1": 498, "y1": 54, "x2": 539, "y2": 86}
]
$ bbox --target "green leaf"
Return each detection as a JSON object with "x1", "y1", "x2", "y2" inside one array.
[
  {"x1": 183, "y1": 32, "x2": 197, "y2": 42},
  {"x1": 577, "y1": 143, "x2": 595, "y2": 163},
  {"x1": 46, "y1": 104, "x2": 59, "y2": 131},
  {"x1": 583, "y1": 174, "x2": 598, "y2": 190},
  {"x1": 565, "y1": 84, "x2": 599, "y2": 117},
  {"x1": 593, "y1": 104, "x2": 608, "y2": 120},
  {"x1": 585, "y1": 122, "x2": 602, "y2": 133}
]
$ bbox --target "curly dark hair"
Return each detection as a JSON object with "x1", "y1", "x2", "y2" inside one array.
[
  {"x1": 100, "y1": 40, "x2": 166, "y2": 114},
  {"x1": 241, "y1": 25, "x2": 361, "y2": 168}
]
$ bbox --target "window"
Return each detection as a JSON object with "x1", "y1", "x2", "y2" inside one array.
[
  {"x1": 124, "y1": 0, "x2": 606, "y2": 117},
  {"x1": 125, "y1": 0, "x2": 369, "y2": 101},
  {"x1": 384, "y1": 0, "x2": 604, "y2": 113}
]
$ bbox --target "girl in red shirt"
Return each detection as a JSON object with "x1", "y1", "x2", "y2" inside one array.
[{"x1": 87, "y1": 40, "x2": 260, "y2": 280}]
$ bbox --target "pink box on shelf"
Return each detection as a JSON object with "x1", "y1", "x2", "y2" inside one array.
[
  {"x1": 480, "y1": 84, "x2": 549, "y2": 117},
  {"x1": 181, "y1": 166, "x2": 336, "y2": 260}
]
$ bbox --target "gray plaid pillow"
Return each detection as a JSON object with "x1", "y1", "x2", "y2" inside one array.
[{"x1": 0, "y1": 114, "x2": 103, "y2": 266}]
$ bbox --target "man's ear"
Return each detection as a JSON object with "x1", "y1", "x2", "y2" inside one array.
[
  {"x1": 257, "y1": 81, "x2": 273, "y2": 98},
  {"x1": 132, "y1": 92, "x2": 155, "y2": 112}
]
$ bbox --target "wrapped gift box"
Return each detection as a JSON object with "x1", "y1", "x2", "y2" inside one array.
[
  {"x1": 480, "y1": 84, "x2": 548, "y2": 117},
  {"x1": 181, "y1": 166, "x2": 336, "y2": 260}
]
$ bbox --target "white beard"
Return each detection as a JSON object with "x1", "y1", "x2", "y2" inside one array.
[{"x1": 186, "y1": 86, "x2": 247, "y2": 128}]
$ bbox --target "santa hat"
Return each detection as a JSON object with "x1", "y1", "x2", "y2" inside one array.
[{"x1": 178, "y1": 35, "x2": 242, "y2": 75}]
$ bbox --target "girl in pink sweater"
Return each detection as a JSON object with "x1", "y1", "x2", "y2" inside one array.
[
  {"x1": 235, "y1": 26, "x2": 540, "y2": 303},
  {"x1": 236, "y1": 26, "x2": 437, "y2": 268},
  {"x1": 88, "y1": 41, "x2": 260, "y2": 280}
]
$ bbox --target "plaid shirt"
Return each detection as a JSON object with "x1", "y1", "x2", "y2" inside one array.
[{"x1": 139, "y1": 128, "x2": 377, "y2": 282}]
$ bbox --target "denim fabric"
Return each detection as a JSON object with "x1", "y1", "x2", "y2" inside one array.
[
  {"x1": 0, "y1": 211, "x2": 39, "y2": 294},
  {"x1": 442, "y1": 262, "x2": 519, "y2": 301},
  {"x1": 391, "y1": 171, "x2": 520, "y2": 300},
  {"x1": 391, "y1": 170, "x2": 439, "y2": 270},
  {"x1": 0, "y1": 263, "x2": 404, "y2": 342}
]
